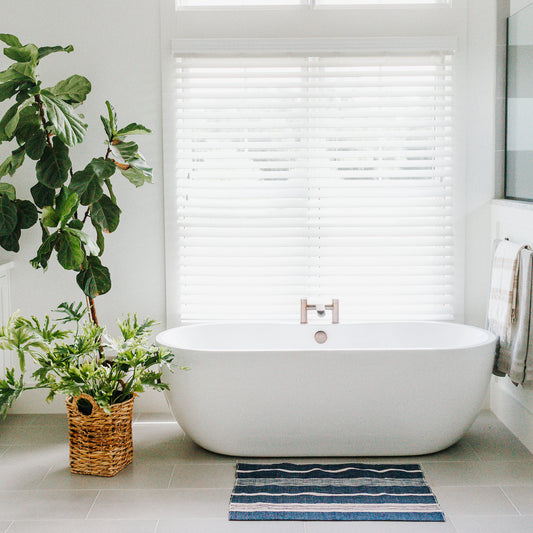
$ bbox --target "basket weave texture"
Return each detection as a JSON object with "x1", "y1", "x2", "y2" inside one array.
[{"x1": 66, "y1": 393, "x2": 134, "y2": 477}]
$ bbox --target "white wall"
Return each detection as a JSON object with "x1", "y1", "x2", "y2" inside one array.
[
  {"x1": 0, "y1": 0, "x2": 168, "y2": 412},
  {"x1": 489, "y1": 0, "x2": 533, "y2": 452},
  {"x1": 0, "y1": 0, "x2": 509, "y2": 415}
]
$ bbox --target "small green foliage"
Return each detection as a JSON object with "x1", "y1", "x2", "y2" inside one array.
[{"x1": 0, "y1": 306, "x2": 175, "y2": 417}]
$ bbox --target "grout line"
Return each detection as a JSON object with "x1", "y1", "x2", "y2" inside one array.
[
  {"x1": 36, "y1": 464, "x2": 56, "y2": 489},
  {"x1": 500, "y1": 485, "x2": 523, "y2": 516},
  {"x1": 3, "y1": 520, "x2": 14, "y2": 533},
  {"x1": 167, "y1": 464, "x2": 177, "y2": 489},
  {"x1": 84, "y1": 489, "x2": 101, "y2": 520},
  {"x1": 153, "y1": 519, "x2": 160, "y2": 533}
]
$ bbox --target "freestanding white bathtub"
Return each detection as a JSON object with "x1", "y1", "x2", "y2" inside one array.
[{"x1": 156, "y1": 322, "x2": 497, "y2": 457}]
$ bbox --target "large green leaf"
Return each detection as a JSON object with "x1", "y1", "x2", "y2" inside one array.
[
  {"x1": 111, "y1": 140, "x2": 138, "y2": 162},
  {"x1": 41, "y1": 206, "x2": 59, "y2": 228},
  {"x1": 0, "y1": 34, "x2": 22, "y2": 47},
  {"x1": 0, "y1": 80, "x2": 20, "y2": 102},
  {"x1": 115, "y1": 123, "x2": 151, "y2": 137},
  {"x1": 0, "y1": 195, "x2": 18, "y2": 236},
  {"x1": 0, "y1": 146, "x2": 26, "y2": 178},
  {"x1": 14, "y1": 200, "x2": 38, "y2": 230},
  {"x1": 0, "y1": 63, "x2": 35, "y2": 83},
  {"x1": 57, "y1": 230, "x2": 85, "y2": 271},
  {"x1": 25, "y1": 130, "x2": 47, "y2": 160},
  {"x1": 67, "y1": 228, "x2": 99, "y2": 257},
  {"x1": 30, "y1": 182, "x2": 55, "y2": 208},
  {"x1": 30, "y1": 230, "x2": 59, "y2": 270},
  {"x1": 4, "y1": 44, "x2": 38, "y2": 64},
  {"x1": 90, "y1": 194, "x2": 120, "y2": 233},
  {"x1": 0, "y1": 103, "x2": 19, "y2": 141},
  {"x1": 76, "y1": 256, "x2": 111, "y2": 298},
  {"x1": 40, "y1": 90, "x2": 87, "y2": 146},
  {"x1": 69, "y1": 158, "x2": 115, "y2": 206},
  {"x1": 37, "y1": 45, "x2": 74, "y2": 61},
  {"x1": 0, "y1": 227, "x2": 21, "y2": 252},
  {"x1": 4, "y1": 108, "x2": 20, "y2": 138},
  {"x1": 92, "y1": 218, "x2": 105, "y2": 256},
  {"x1": 120, "y1": 164, "x2": 152, "y2": 187},
  {"x1": 0, "y1": 183, "x2": 16, "y2": 201},
  {"x1": 14, "y1": 104, "x2": 41, "y2": 143},
  {"x1": 36, "y1": 137, "x2": 71, "y2": 188},
  {"x1": 48, "y1": 75, "x2": 91, "y2": 107},
  {"x1": 55, "y1": 187, "x2": 79, "y2": 226}
]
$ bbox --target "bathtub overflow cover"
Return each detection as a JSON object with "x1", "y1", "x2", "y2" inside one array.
[{"x1": 314, "y1": 330, "x2": 327, "y2": 344}]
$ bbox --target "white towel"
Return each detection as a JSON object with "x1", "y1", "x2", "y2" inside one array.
[{"x1": 487, "y1": 240, "x2": 526, "y2": 344}]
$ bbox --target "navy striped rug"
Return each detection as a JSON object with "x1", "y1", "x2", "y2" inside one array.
[{"x1": 229, "y1": 462, "x2": 445, "y2": 522}]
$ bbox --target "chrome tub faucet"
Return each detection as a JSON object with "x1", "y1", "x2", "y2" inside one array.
[{"x1": 300, "y1": 299, "x2": 339, "y2": 324}]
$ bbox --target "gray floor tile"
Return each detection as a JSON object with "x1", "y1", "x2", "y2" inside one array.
[
  {"x1": 0, "y1": 447, "x2": 7, "y2": 459},
  {"x1": 450, "y1": 515, "x2": 533, "y2": 533},
  {"x1": 29, "y1": 414, "x2": 67, "y2": 426},
  {"x1": 423, "y1": 460, "x2": 533, "y2": 487},
  {"x1": 0, "y1": 490, "x2": 99, "y2": 520},
  {"x1": 1, "y1": 415, "x2": 36, "y2": 427},
  {"x1": 5, "y1": 519, "x2": 158, "y2": 533},
  {"x1": 0, "y1": 424, "x2": 68, "y2": 446},
  {"x1": 0, "y1": 463, "x2": 51, "y2": 490},
  {"x1": 135, "y1": 412, "x2": 176, "y2": 424},
  {"x1": 133, "y1": 423, "x2": 187, "y2": 463},
  {"x1": 0, "y1": 522, "x2": 11, "y2": 533},
  {"x1": 39, "y1": 461, "x2": 174, "y2": 490},
  {"x1": 433, "y1": 486, "x2": 518, "y2": 516},
  {"x1": 305, "y1": 522, "x2": 456, "y2": 532},
  {"x1": 170, "y1": 464, "x2": 236, "y2": 488},
  {"x1": 157, "y1": 518, "x2": 305, "y2": 532},
  {"x1": 462, "y1": 412, "x2": 533, "y2": 461},
  {"x1": 88, "y1": 488, "x2": 232, "y2": 520},
  {"x1": 0, "y1": 444, "x2": 69, "y2": 468},
  {"x1": 173, "y1": 436, "x2": 236, "y2": 464},
  {"x1": 501, "y1": 485, "x2": 533, "y2": 514}
]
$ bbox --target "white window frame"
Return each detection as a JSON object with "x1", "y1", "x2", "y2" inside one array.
[
  {"x1": 175, "y1": 1, "x2": 451, "y2": 10},
  {"x1": 160, "y1": 0, "x2": 467, "y2": 326}
]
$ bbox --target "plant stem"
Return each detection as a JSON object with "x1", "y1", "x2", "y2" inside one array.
[
  {"x1": 86, "y1": 296, "x2": 99, "y2": 326},
  {"x1": 34, "y1": 94, "x2": 53, "y2": 149}
]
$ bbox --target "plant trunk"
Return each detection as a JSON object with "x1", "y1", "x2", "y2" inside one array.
[{"x1": 87, "y1": 296, "x2": 99, "y2": 326}]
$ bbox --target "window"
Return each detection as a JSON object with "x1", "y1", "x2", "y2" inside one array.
[{"x1": 171, "y1": 49, "x2": 455, "y2": 323}]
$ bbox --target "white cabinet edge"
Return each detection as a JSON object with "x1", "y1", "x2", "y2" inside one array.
[{"x1": 0, "y1": 262, "x2": 14, "y2": 275}]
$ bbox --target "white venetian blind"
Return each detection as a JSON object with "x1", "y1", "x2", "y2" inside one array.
[{"x1": 172, "y1": 51, "x2": 455, "y2": 323}]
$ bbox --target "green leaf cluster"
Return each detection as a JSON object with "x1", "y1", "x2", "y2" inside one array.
[
  {"x1": 0, "y1": 304, "x2": 175, "y2": 418},
  {"x1": 0, "y1": 33, "x2": 152, "y2": 298}
]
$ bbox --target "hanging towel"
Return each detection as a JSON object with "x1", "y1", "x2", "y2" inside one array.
[
  {"x1": 490, "y1": 244, "x2": 533, "y2": 387},
  {"x1": 486, "y1": 240, "x2": 526, "y2": 344}
]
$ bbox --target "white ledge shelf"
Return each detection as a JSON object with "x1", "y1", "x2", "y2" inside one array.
[{"x1": 492, "y1": 199, "x2": 533, "y2": 211}]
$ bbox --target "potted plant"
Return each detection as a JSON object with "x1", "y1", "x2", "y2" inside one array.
[
  {"x1": 0, "y1": 303, "x2": 173, "y2": 476},
  {"x1": 0, "y1": 33, "x2": 173, "y2": 475}
]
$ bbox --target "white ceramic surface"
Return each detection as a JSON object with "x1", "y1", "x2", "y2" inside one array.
[{"x1": 156, "y1": 322, "x2": 497, "y2": 457}]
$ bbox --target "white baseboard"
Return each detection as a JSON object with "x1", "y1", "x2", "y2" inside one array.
[
  {"x1": 490, "y1": 377, "x2": 533, "y2": 453},
  {"x1": 8, "y1": 388, "x2": 171, "y2": 415}
]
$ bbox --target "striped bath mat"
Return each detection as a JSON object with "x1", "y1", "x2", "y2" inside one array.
[{"x1": 229, "y1": 462, "x2": 444, "y2": 522}]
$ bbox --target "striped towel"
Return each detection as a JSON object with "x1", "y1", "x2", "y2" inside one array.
[
  {"x1": 487, "y1": 240, "x2": 527, "y2": 344},
  {"x1": 229, "y1": 462, "x2": 445, "y2": 522}
]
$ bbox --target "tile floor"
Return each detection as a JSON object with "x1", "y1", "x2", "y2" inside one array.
[{"x1": 0, "y1": 410, "x2": 532, "y2": 532}]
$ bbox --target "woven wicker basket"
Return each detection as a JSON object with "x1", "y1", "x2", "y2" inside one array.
[{"x1": 66, "y1": 393, "x2": 134, "y2": 477}]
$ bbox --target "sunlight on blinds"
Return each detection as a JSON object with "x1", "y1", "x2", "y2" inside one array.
[{"x1": 172, "y1": 54, "x2": 455, "y2": 323}]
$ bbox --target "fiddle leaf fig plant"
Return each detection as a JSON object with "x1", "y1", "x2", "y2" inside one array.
[{"x1": 0, "y1": 33, "x2": 153, "y2": 321}]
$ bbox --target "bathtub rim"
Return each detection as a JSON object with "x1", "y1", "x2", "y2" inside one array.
[{"x1": 156, "y1": 320, "x2": 497, "y2": 354}]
